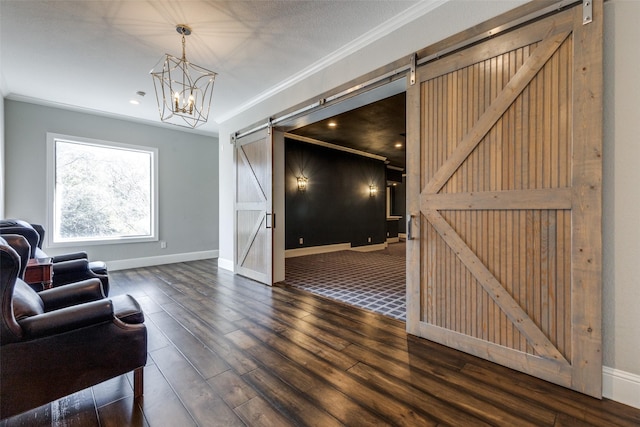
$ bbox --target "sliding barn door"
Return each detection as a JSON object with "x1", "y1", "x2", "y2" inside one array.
[
  {"x1": 235, "y1": 128, "x2": 273, "y2": 285},
  {"x1": 406, "y1": 2, "x2": 603, "y2": 397}
]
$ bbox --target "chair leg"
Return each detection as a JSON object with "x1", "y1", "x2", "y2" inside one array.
[{"x1": 133, "y1": 367, "x2": 144, "y2": 398}]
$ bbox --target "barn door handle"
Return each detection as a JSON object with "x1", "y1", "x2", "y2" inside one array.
[
  {"x1": 407, "y1": 214, "x2": 414, "y2": 240},
  {"x1": 266, "y1": 213, "x2": 275, "y2": 229}
]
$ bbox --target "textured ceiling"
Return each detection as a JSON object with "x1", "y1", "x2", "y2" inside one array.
[
  {"x1": 0, "y1": 0, "x2": 423, "y2": 137},
  {"x1": 289, "y1": 92, "x2": 406, "y2": 169}
]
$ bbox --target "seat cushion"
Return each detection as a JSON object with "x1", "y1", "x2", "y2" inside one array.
[{"x1": 111, "y1": 294, "x2": 144, "y2": 324}]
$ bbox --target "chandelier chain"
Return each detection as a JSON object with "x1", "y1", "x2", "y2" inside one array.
[{"x1": 181, "y1": 34, "x2": 187, "y2": 62}]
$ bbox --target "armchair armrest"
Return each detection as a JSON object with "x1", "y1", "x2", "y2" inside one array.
[
  {"x1": 52, "y1": 251, "x2": 89, "y2": 263},
  {"x1": 51, "y1": 258, "x2": 91, "y2": 274},
  {"x1": 19, "y1": 299, "x2": 114, "y2": 338},
  {"x1": 39, "y1": 278, "x2": 105, "y2": 311}
]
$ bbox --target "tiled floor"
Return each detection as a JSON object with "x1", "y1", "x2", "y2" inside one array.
[{"x1": 283, "y1": 242, "x2": 406, "y2": 321}]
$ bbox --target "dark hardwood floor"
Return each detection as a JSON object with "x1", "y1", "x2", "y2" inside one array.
[{"x1": 3, "y1": 259, "x2": 639, "y2": 426}]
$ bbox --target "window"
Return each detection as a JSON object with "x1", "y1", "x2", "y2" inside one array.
[{"x1": 47, "y1": 133, "x2": 158, "y2": 246}]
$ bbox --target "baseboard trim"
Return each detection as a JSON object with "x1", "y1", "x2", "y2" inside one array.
[
  {"x1": 285, "y1": 242, "x2": 392, "y2": 258},
  {"x1": 107, "y1": 250, "x2": 219, "y2": 271},
  {"x1": 285, "y1": 243, "x2": 351, "y2": 258},
  {"x1": 603, "y1": 366, "x2": 640, "y2": 409},
  {"x1": 217, "y1": 257, "x2": 235, "y2": 272},
  {"x1": 350, "y1": 243, "x2": 387, "y2": 252}
]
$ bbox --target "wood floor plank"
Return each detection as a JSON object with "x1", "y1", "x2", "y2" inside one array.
[
  {"x1": 97, "y1": 395, "x2": 148, "y2": 427},
  {"x1": 50, "y1": 389, "x2": 99, "y2": 427},
  {"x1": 212, "y1": 287, "x2": 354, "y2": 351},
  {"x1": 461, "y1": 361, "x2": 640, "y2": 426},
  {"x1": 160, "y1": 301, "x2": 258, "y2": 375},
  {"x1": 92, "y1": 374, "x2": 134, "y2": 408},
  {"x1": 143, "y1": 312, "x2": 172, "y2": 353},
  {"x1": 242, "y1": 368, "x2": 343, "y2": 427},
  {"x1": 149, "y1": 346, "x2": 245, "y2": 427},
  {"x1": 225, "y1": 329, "x2": 393, "y2": 426},
  {"x1": 346, "y1": 361, "x2": 492, "y2": 427},
  {"x1": 170, "y1": 293, "x2": 243, "y2": 334},
  {"x1": 344, "y1": 341, "x2": 555, "y2": 426},
  {"x1": 136, "y1": 363, "x2": 196, "y2": 427},
  {"x1": 228, "y1": 324, "x2": 438, "y2": 426},
  {"x1": 234, "y1": 396, "x2": 296, "y2": 427},
  {"x1": 148, "y1": 311, "x2": 230, "y2": 380},
  {"x1": 207, "y1": 370, "x2": 258, "y2": 409},
  {"x1": 356, "y1": 336, "x2": 554, "y2": 425},
  {"x1": 236, "y1": 310, "x2": 357, "y2": 370}
]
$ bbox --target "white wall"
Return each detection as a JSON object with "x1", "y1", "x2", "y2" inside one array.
[
  {"x1": 219, "y1": 0, "x2": 640, "y2": 407},
  {"x1": 601, "y1": 0, "x2": 640, "y2": 406},
  {"x1": 4, "y1": 100, "x2": 219, "y2": 268}
]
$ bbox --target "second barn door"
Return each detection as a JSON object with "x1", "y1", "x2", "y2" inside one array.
[{"x1": 235, "y1": 127, "x2": 274, "y2": 285}]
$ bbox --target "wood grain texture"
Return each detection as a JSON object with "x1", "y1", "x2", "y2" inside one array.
[
  {"x1": 1, "y1": 259, "x2": 636, "y2": 426},
  {"x1": 406, "y1": 2, "x2": 603, "y2": 398}
]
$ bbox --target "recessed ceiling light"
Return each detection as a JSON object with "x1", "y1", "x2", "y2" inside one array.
[
  {"x1": 328, "y1": 122, "x2": 337, "y2": 128},
  {"x1": 129, "y1": 90, "x2": 146, "y2": 106},
  {"x1": 394, "y1": 142, "x2": 403, "y2": 148}
]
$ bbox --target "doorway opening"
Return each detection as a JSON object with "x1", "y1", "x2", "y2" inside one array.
[{"x1": 278, "y1": 90, "x2": 407, "y2": 321}]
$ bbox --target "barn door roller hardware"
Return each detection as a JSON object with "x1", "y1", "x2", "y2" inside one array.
[
  {"x1": 410, "y1": 53, "x2": 417, "y2": 86},
  {"x1": 583, "y1": 0, "x2": 593, "y2": 25}
]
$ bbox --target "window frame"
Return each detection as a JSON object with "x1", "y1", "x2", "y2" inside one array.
[{"x1": 46, "y1": 133, "x2": 159, "y2": 248}]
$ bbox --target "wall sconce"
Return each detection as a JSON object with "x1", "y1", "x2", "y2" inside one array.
[
  {"x1": 297, "y1": 176, "x2": 308, "y2": 192},
  {"x1": 369, "y1": 185, "x2": 378, "y2": 197}
]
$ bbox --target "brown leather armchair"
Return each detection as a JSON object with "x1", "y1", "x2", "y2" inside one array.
[
  {"x1": 0, "y1": 236, "x2": 147, "y2": 419},
  {"x1": 0, "y1": 219, "x2": 109, "y2": 294}
]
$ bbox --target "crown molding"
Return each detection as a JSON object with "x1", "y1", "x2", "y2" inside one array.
[{"x1": 4, "y1": 94, "x2": 218, "y2": 138}]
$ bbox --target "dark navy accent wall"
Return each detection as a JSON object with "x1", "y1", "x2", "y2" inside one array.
[{"x1": 285, "y1": 138, "x2": 386, "y2": 249}]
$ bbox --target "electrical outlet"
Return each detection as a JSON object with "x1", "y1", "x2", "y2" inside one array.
[
  {"x1": 299, "y1": 237, "x2": 304, "y2": 245},
  {"x1": 367, "y1": 237, "x2": 372, "y2": 243},
  {"x1": 160, "y1": 241, "x2": 167, "y2": 249}
]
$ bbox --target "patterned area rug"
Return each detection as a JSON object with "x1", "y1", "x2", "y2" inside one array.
[{"x1": 283, "y1": 242, "x2": 406, "y2": 321}]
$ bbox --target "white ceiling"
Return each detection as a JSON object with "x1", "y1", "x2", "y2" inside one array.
[{"x1": 0, "y1": 0, "x2": 443, "y2": 136}]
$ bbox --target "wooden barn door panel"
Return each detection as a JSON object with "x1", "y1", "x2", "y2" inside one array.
[
  {"x1": 235, "y1": 128, "x2": 273, "y2": 285},
  {"x1": 406, "y1": 2, "x2": 602, "y2": 397}
]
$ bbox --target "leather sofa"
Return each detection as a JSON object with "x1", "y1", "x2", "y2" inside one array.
[
  {"x1": 0, "y1": 219, "x2": 109, "y2": 295},
  {"x1": 0, "y1": 236, "x2": 147, "y2": 419}
]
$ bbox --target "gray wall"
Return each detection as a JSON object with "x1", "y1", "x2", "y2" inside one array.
[{"x1": 4, "y1": 99, "x2": 218, "y2": 266}]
